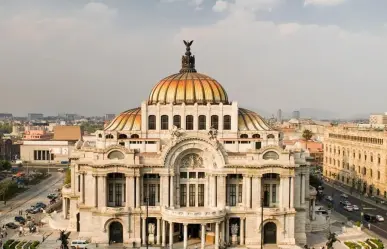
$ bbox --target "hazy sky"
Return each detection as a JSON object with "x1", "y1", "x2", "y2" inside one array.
[{"x1": 1, "y1": 0, "x2": 387, "y2": 117}]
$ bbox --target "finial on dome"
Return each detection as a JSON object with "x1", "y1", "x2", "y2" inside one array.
[{"x1": 180, "y1": 40, "x2": 197, "y2": 73}]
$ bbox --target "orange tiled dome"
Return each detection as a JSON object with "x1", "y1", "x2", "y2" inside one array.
[
  {"x1": 238, "y1": 108, "x2": 272, "y2": 131},
  {"x1": 104, "y1": 108, "x2": 141, "y2": 131}
]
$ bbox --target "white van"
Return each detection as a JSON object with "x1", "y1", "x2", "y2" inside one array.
[{"x1": 70, "y1": 239, "x2": 89, "y2": 249}]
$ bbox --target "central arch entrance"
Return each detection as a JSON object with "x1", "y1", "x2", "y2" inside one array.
[
  {"x1": 263, "y1": 222, "x2": 277, "y2": 244},
  {"x1": 109, "y1": 221, "x2": 123, "y2": 243}
]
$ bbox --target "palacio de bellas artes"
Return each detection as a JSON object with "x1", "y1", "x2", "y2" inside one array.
[{"x1": 61, "y1": 41, "x2": 315, "y2": 249}]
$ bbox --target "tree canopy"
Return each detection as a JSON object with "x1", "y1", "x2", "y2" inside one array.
[
  {"x1": 80, "y1": 122, "x2": 104, "y2": 134},
  {"x1": 302, "y1": 129, "x2": 313, "y2": 141},
  {"x1": 0, "y1": 160, "x2": 12, "y2": 171},
  {"x1": 0, "y1": 123, "x2": 12, "y2": 134}
]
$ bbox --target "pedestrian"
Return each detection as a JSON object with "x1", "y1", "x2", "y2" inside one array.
[{"x1": 368, "y1": 223, "x2": 371, "y2": 230}]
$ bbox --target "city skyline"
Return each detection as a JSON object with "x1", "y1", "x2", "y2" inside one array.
[{"x1": 1, "y1": 0, "x2": 387, "y2": 116}]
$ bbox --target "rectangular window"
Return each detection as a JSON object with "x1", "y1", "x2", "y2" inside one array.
[
  {"x1": 198, "y1": 115, "x2": 206, "y2": 130},
  {"x1": 123, "y1": 184, "x2": 126, "y2": 202},
  {"x1": 189, "y1": 184, "x2": 195, "y2": 207},
  {"x1": 108, "y1": 183, "x2": 113, "y2": 202},
  {"x1": 238, "y1": 184, "x2": 243, "y2": 203},
  {"x1": 272, "y1": 184, "x2": 277, "y2": 203},
  {"x1": 198, "y1": 172, "x2": 205, "y2": 178},
  {"x1": 115, "y1": 183, "x2": 122, "y2": 206},
  {"x1": 143, "y1": 184, "x2": 148, "y2": 203},
  {"x1": 149, "y1": 184, "x2": 156, "y2": 206},
  {"x1": 42, "y1": 150, "x2": 46, "y2": 160},
  {"x1": 180, "y1": 172, "x2": 187, "y2": 179},
  {"x1": 34, "y1": 150, "x2": 37, "y2": 160},
  {"x1": 189, "y1": 172, "x2": 196, "y2": 179},
  {"x1": 38, "y1": 150, "x2": 42, "y2": 160},
  {"x1": 198, "y1": 184, "x2": 204, "y2": 207},
  {"x1": 186, "y1": 115, "x2": 194, "y2": 130},
  {"x1": 51, "y1": 153, "x2": 54, "y2": 161},
  {"x1": 78, "y1": 175, "x2": 81, "y2": 192},
  {"x1": 157, "y1": 184, "x2": 160, "y2": 203},
  {"x1": 228, "y1": 184, "x2": 236, "y2": 206},
  {"x1": 180, "y1": 184, "x2": 187, "y2": 207},
  {"x1": 173, "y1": 115, "x2": 181, "y2": 129}
]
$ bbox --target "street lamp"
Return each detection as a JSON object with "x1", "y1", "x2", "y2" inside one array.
[{"x1": 260, "y1": 197, "x2": 264, "y2": 249}]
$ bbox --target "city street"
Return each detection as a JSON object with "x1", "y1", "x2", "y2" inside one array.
[
  {"x1": 322, "y1": 182, "x2": 387, "y2": 238},
  {"x1": 0, "y1": 172, "x2": 64, "y2": 239}
]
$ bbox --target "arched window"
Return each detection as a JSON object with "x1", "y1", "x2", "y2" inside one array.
[
  {"x1": 98, "y1": 134, "x2": 102, "y2": 138},
  {"x1": 186, "y1": 115, "x2": 194, "y2": 130},
  {"x1": 118, "y1": 134, "x2": 127, "y2": 139},
  {"x1": 173, "y1": 115, "x2": 181, "y2": 128},
  {"x1": 198, "y1": 115, "x2": 206, "y2": 130},
  {"x1": 106, "y1": 134, "x2": 114, "y2": 139},
  {"x1": 252, "y1": 134, "x2": 260, "y2": 138},
  {"x1": 267, "y1": 134, "x2": 275, "y2": 139},
  {"x1": 161, "y1": 115, "x2": 169, "y2": 130},
  {"x1": 131, "y1": 134, "x2": 139, "y2": 138},
  {"x1": 263, "y1": 151, "x2": 279, "y2": 160},
  {"x1": 223, "y1": 115, "x2": 231, "y2": 130},
  {"x1": 378, "y1": 171, "x2": 381, "y2": 180},
  {"x1": 108, "y1": 150, "x2": 125, "y2": 160},
  {"x1": 148, "y1": 115, "x2": 156, "y2": 130},
  {"x1": 240, "y1": 134, "x2": 248, "y2": 139},
  {"x1": 211, "y1": 115, "x2": 219, "y2": 129}
]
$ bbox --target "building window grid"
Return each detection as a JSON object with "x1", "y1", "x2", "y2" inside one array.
[
  {"x1": 198, "y1": 115, "x2": 206, "y2": 130},
  {"x1": 211, "y1": 115, "x2": 219, "y2": 129},
  {"x1": 173, "y1": 115, "x2": 181, "y2": 128},
  {"x1": 161, "y1": 115, "x2": 169, "y2": 130},
  {"x1": 180, "y1": 184, "x2": 187, "y2": 207},
  {"x1": 189, "y1": 184, "x2": 195, "y2": 206},
  {"x1": 198, "y1": 184, "x2": 205, "y2": 206},
  {"x1": 223, "y1": 115, "x2": 231, "y2": 130},
  {"x1": 148, "y1": 115, "x2": 156, "y2": 130},
  {"x1": 186, "y1": 115, "x2": 194, "y2": 130}
]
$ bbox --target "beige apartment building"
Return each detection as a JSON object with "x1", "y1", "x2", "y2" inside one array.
[{"x1": 323, "y1": 126, "x2": 387, "y2": 198}]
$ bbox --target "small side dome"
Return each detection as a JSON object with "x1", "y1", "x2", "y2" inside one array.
[
  {"x1": 238, "y1": 108, "x2": 272, "y2": 131},
  {"x1": 104, "y1": 108, "x2": 141, "y2": 131}
]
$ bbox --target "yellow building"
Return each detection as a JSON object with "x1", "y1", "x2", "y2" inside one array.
[{"x1": 323, "y1": 125, "x2": 387, "y2": 198}]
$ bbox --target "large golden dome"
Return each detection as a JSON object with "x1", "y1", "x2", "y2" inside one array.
[
  {"x1": 148, "y1": 40, "x2": 229, "y2": 105},
  {"x1": 148, "y1": 72, "x2": 228, "y2": 105},
  {"x1": 238, "y1": 108, "x2": 272, "y2": 131}
]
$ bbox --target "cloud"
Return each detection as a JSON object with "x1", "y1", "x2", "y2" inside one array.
[
  {"x1": 304, "y1": 0, "x2": 347, "y2": 6},
  {"x1": 213, "y1": 1, "x2": 229, "y2": 12}
]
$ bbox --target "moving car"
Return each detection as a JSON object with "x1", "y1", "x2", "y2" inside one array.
[
  {"x1": 325, "y1": 196, "x2": 334, "y2": 202},
  {"x1": 352, "y1": 205, "x2": 359, "y2": 211},
  {"x1": 35, "y1": 202, "x2": 46, "y2": 208},
  {"x1": 340, "y1": 193, "x2": 348, "y2": 198},
  {"x1": 343, "y1": 205, "x2": 353, "y2": 211},
  {"x1": 376, "y1": 215, "x2": 384, "y2": 222},
  {"x1": 47, "y1": 193, "x2": 58, "y2": 199},
  {"x1": 6, "y1": 222, "x2": 18, "y2": 229},
  {"x1": 70, "y1": 239, "x2": 89, "y2": 249},
  {"x1": 14, "y1": 216, "x2": 26, "y2": 224},
  {"x1": 363, "y1": 213, "x2": 377, "y2": 222}
]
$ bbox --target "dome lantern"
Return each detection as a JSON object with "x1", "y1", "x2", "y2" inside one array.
[{"x1": 180, "y1": 40, "x2": 197, "y2": 73}]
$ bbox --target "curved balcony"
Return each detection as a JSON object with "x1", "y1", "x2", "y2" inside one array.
[
  {"x1": 61, "y1": 185, "x2": 72, "y2": 197},
  {"x1": 162, "y1": 207, "x2": 226, "y2": 224}
]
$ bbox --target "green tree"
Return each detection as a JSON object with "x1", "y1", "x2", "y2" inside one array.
[
  {"x1": 302, "y1": 129, "x2": 313, "y2": 152},
  {"x1": 64, "y1": 168, "x2": 71, "y2": 185},
  {"x1": 80, "y1": 122, "x2": 104, "y2": 134},
  {"x1": 0, "y1": 123, "x2": 12, "y2": 134},
  {"x1": 0, "y1": 160, "x2": 11, "y2": 171}
]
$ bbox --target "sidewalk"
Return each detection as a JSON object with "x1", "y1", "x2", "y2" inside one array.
[{"x1": 324, "y1": 181, "x2": 387, "y2": 211}]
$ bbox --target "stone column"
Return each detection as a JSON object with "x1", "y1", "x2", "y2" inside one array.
[
  {"x1": 240, "y1": 218, "x2": 244, "y2": 245},
  {"x1": 80, "y1": 173, "x2": 85, "y2": 203},
  {"x1": 201, "y1": 224, "x2": 206, "y2": 249},
  {"x1": 94, "y1": 175, "x2": 98, "y2": 207},
  {"x1": 142, "y1": 218, "x2": 146, "y2": 245},
  {"x1": 211, "y1": 175, "x2": 217, "y2": 207},
  {"x1": 215, "y1": 222, "x2": 219, "y2": 249},
  {"x1": 125, "y1": 176, "x2": 131, "y2": 208},
  {"x1": 217, "y1": 175, "x2": 226, "y2": 207},
  {"x1": 279, "y1": 177, "x2": 284, "y2": 209},
  {"x1": 245, "y1": 176, "x2": 251, "y2": 208},
  {"x1": 157, "y1": 218, "x2": 161, "y2": 245},
  {"x1": 136, "y1": 176, "x2": 140, "y2": 208},
  {"x1": 169, "y1": 222, "x2": 174, "y2": 249},
  {"x1": 98, "y1": 175, "x2": 106, "y2": 208},
  {"x1": 162, "y1": 220, "x2": 166, "y2": 246},
  {"x1": 225, "y1": 218, "x2": 229, "y2": 244},
  {"x1": 170, "y1": 175, "x2": 174, "y2": 207},
  {"x1": 290, "y1": 177, "x2": 294, "y2": 208},
  {"x1": 183, "y1": 224, "x2": 188, "y2": 249},
  {"x1": 252, "y1": 176, "x2": 261, "y2": 208}
]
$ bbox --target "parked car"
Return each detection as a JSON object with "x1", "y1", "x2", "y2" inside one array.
[
  {"x1": 35, "y1": 202, "x2": 46, "y2": 208},
  {"x1": 343, "y1": 205, "x2": 353, "y2": 211},
  {"x1": 70, "y1": 239, "x2": 89, "y2": 249},
  {"x1": 325, "y1": 196, "x2": 334, "y2": 202},
  {"x1": 47, "y1": 193, "x2": 58, "y2": 199},
  {"x1": 14, "y1": 216, "x2": 26, "y2": 224},
  {"x1": 376, "y1": 215, "x2": 384, "y2": 222},
  {"x1": 352, "y1": 205, "x2": 359, "y2": 211},
  {"x1": 340, "y1": 193, "x2": 348, "y2": 198},
  {"x1": 6, "y1": 222, "x2": 19, "y2": 229},
  {"x1": 29, "y1": 207, "x2": 43, "y2": 214}
]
